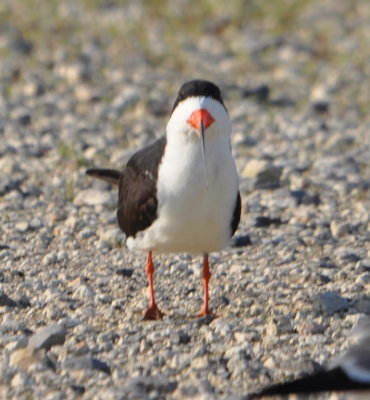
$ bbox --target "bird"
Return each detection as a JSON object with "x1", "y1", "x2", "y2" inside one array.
[
  {"x1": 247, "y1": 317, "x2": 370, "y2": 399},
  {"x1": 86, "y1": 79, "x2": 241, "y2": 320}
]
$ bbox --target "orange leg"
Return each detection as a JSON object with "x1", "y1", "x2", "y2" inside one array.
[
  {"x1": 198, "y1": 253, "x2": 212, "y2": 317},
  {"x1": 143, "y1": 251, "x2": 164, "y2": 320}
]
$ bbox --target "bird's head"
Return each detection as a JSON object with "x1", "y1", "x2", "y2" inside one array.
[
  {"x1": 167, "y1": 80, "x2": 230, "y2": 141},
  {"x1": 166, "y1": 80, "x2": 231, "y2": 186}
]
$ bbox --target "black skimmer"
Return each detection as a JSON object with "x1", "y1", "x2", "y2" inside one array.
[
  {"x1": 86, "y1": 80, "x2": 241, "y2": 320},
  {"x1": 248, "y1": 317, "x2": 370, "y2": 399}
]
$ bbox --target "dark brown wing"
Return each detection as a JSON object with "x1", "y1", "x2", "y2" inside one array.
[
  {"x1": 117, "y1": 137, "x2": 166, "y2": 238},
  {"x1": 231, "y1": 191, "x2": 241, "y2": 236},
  {"x1": 248, "y1": 367, "x2": 370, "y2": 398}
]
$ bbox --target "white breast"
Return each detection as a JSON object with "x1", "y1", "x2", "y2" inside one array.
[{"x1": 127, "y1": 135, "x2": 239, "y2": 254}]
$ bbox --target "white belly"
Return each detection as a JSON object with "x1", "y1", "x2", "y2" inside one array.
[{"x1": 126, "y1": 137, "x2": 239, "y2": 254}]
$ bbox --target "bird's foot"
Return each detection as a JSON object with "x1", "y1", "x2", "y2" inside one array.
[
  {"x1": 143, "y1": 305, "x2": 164, "y2": 320},
  {"x1": 198, "y1": 308, "x2": 211, "y2": 317},
  {"x1": 196, "y1": 307, "x2": 217, "y2": 319}
]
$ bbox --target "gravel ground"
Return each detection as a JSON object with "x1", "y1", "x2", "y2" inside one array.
[{"x1": 1, "y1": 1, "x2": 370, "y2": 399}]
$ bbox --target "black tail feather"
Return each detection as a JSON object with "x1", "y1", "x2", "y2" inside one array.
[
  {"x1": 86, "y1": 168, "x2": 121, "y2": 185},
  {"x1": 247, "y1": 367, "x2": 370, "y2": 398}
]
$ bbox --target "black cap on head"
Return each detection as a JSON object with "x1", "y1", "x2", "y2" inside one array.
[{"x1": 171, "y1": 80, "x2": 225, "y2": 114}]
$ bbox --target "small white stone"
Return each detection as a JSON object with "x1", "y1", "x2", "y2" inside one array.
[
  {"x1": 75, "y1": 284, "x2": 95, "y2": 300},
  {"x1": 355, "y1": 259, "x2": 370, "y2": 273},
  {"x1": 74, "y1": 189, "x2": 113, "y2": 206},
  {"x1": 355, "y1": 272, "x2": 370, "y2": 285},
  {"x1": 42, "y1": 252, "x2": 58, "y2": 266},
  {"x1": 65, "y1": 216, "x2": 79, "y2": 229},
  {"x1": 98, "y1": 294, "x2": 113, "y2": 304},
  {"x1": 191, "y1": 356, "x2": 209, "y2": 369},
  {"x1": 11, "y1": 372, "x2": 30, "y2": 387},
  {"x1": 330, "y1": 220, "x2": 350, "y2": 239},
  {"x1": 242, "y1": 159, "x2": 282, "y2": 187},
  {"x1": 15, "y1": 221, "x2": 29, "y2": 233},
  {"x1": 29, "y1": 217, "x2": 44, "y2": 230}
]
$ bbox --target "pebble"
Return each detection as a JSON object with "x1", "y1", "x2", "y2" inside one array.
[
  {"x1": 355, "y1": 259, "x2": 370, "y2": 273},
  {"x1": 315, "y1": 291, "x2": 349, "y2": 314},
  {"x1": 296, "y1": 320, "x2": 325, "y2": 335},
  {"x1": 1, "y1": 1, "x2": 370, "y2": 398},
  {"x1": 56, "y1": 63, "x2": 90, "y2": 83},
  {"x1": 11, "y1": 371, "x2": 32, "y2": 387},
  {"x1": 42, "y1": 252, "x2": 58, "y2": 266},
  {"x1": 355, "y1": 297, "x2": 370, "y2": 314},
  {"x1": 123, "y1": 376, "x2": 177, "y2": 398},
  {"x1": 0, "y1": 291, "x2": 18, "y2": 307},
  {"x1": 10, "y1": 348, "x2": 49, "y2": 371},
  {"x1": 231, "y1": 234, "x2": 252, "y2": 247},
  {"x1": 111, "y1": 88, "x2": 140, "y2": 114},
  {"x1": 13, "y1": 109, "x2": 32, "y2": 126},
  {"x1": 63, "y1": 356, "x2": 111, "y2": 375},
  {"x1": 78, "y1": 227, "x2": 96, "y2": 240},
  {"x1": 15, "y1": 221, "x2": 30, "y2": 233},
  {"x1": 355, "y1": 272, "x2": 370, "y2": 285},
  {"x1": 74, "y1": 189, "x2": 114, "y2": 207},
  {"x1": 75, "y1": 85, "x2": 100, "y2": 102},
  {"x1": 29, "y1": 217, "x2": 44, "y2": 230},
  {"x1": 23, "y1": 80, "x2": 45, "y2": 97},
  {"x1": 242, "y1": 159, "x2": 282, "y2": 188},
  {"x1": 265, "y1": 316, "x2": 295, "y2": 336},
  {"x1": 330, "y1": 220, "x2": 350, "y2": 239},
  {"x1": 74, "y1": 283, "x2": 95, "y2": 300},
  {"x1": 28, "y1": 323, "x2": 67, "y2": 351},
  {"x1": 242, "y1": 85, "x2": 270, "y2": 102}
]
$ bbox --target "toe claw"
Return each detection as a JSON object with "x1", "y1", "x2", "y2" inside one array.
[
  {"x1": 143, "y1": 305, "x2": 164, "y2": 320},
  {"x1": 197, "y1": 307, "x2": 218, "y2": 319}
]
